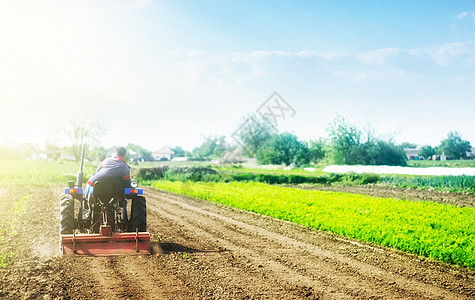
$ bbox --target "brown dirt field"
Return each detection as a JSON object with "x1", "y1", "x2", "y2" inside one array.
[{"x1": 0, "y1": 185, "x2": 474, "y2": 299}]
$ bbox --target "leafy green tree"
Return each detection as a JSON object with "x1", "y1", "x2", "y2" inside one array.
[
  {"x1": 234, "y1": 113, "x2": 276, "y2": 157},
  {"x1": 307, "y1": 139, "x2": 326, "y2": 163},
  {"x1": 126, "y1": 143, "x2": 153, "y2": 161},
  {"x1": 437, "y1": 131, "x2": 472, "y2": 159},
  {"x1": 45, "y1": 138, "x2": 61, "y2": 152},
  {"x1": 326, "y1": 115, "x2": 362, "y2": 164},
  {"x1": 256, "y1": 133, "x2": 309, "y2": 166},
  {"x1": 419, "y1": 145, "x2": 436, "y2": 159},
  {"x1": 399, "y1": 142, "x2": 418, "y2": 149},
  {"x1": 193, "y1": 136, "x2": 227, "y2": 159},
  {"x1": 365, "y1": 140, "x2": 407, "y2": 166},
  {"x1": 171, "y1": 146, "x2": 186, "y2": 157},
  {"x1": 88, "y1": 146, "x2": 108, "y2": 162},
  {"x1": 326, "y1": 115, "x2": 406, "y2": 166}
]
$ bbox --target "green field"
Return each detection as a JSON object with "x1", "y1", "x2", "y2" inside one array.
[
  {"x1": 153, "y1": 180, "x2": 475, "y2": 269},
  {"x1": 0, "y1": 159, "x2": 97, "y2": 267},
  {"x1": 380, "y1": 174, "x2": 475, "y2": 192},
  {"x1": 0, "y1": 160, "x2": 96, "y2": 187},
  {"x1": 408, "y1": 160, "x2": 475, "y2": 168},
  {"x1": 0, "y1": 160, "x2": 81, "y2": 268},
  {"x1": 137, "y1": 164, "x2": 475, "y2": 193},
  {"x1": 1, "y1": 160, "x2": 475, "y2": 269}
]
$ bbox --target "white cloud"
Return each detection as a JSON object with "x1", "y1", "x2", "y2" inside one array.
[
  {"x1": 410, "y1": 42, "x2": 473, "y2": 67},
  {"x1": 332, "y1": 69, "x2": 368, "y2": 83},
  {"x1": 295, "y1": 50, "x2": 348, "y2": 60},
  {"x1": 171, "y1": 50, "x2": 260, "y2": 85},
  {"x1": 456, "y1": 11, "x2": 475, "y2": 20},
  {"x1": 457, "y1": 11, "x2": 469, "y2": 19},
  {"x1": 318, "y1": 51, "x2": 349, "y2": 60},
  {"x1": 357, "y1": 47, "x2": 401, "y2": 66},
  {"x1": 248, "y1": 50, "x2": 293, "y2": 59},
  {"x1": 171, "y1": 47, "x2": 412, "y2": 86},
  {"x1": 170, "y1": 42, "x2": 474, "y2": 88},
  {"x1": 295, "y1": 50, "x2": 316, "y2": 58},
  {"x1": 331, "y1": 67, "x2": 406, "y2": 84}
]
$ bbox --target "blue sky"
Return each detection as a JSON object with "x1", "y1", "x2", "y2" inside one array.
[{"x1": 1, "y1": 0, "x2": 475, "y2": 151}]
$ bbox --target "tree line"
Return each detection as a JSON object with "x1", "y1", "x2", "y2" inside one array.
[
  {"x1": 2, "y1": 115, "x2": 471, "y2": 166},
  {"x1": 190, "y1": 114, "x2": 473, "y2": 167}
]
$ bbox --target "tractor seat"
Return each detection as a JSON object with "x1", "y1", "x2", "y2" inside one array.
[{"x1": 93, "y1": 180, "x2": 116, "y2": 204}]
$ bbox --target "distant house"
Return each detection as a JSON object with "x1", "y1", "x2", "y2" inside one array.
[
  {"x1": 5, "y1": 142, "x2": 39, "y2": 153},
  {"x1": 46, "y1": 150, "x2": 61, "y2": 160},
  {"x1": 152, "y1": 146, "x2": 174, "y2": 161},
  {"x1": 466, "y1": 148, "x2": 475, "y2": 159},
  {"x1": 106, "y1": 147, "x2": 118, "y2": 158},
  {"x1": 221, "y1": 149, "x2": 244, "y2": 164},
  {"x1": 3, "y1": 142, "x2": 41, "y2": 159},
  {"x1": 404, "y1": 147, "x2": 422, "y2": 160},
  {"x1": 127, "y1": 149, "x2": 139, "y2": 160}
]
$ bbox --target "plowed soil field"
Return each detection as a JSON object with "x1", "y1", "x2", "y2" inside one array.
[{"x1": 1, "y1": 186, "x2": 474, "y2": 299}]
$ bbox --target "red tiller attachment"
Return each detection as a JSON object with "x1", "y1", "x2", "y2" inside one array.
[{"x1": 61, "y1": 229, "x2": 151, "y2": 256}]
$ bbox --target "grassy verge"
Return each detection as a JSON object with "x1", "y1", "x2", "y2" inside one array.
[
  {"x1": 0, "y1": 193, "x2": 32, "y2": 268},
  {"x1": 137, "y1": 166, "x2": 379, "y2": 185},
  {"x1": 0, "y1": 160, "x2": 96, "y2": 186},
  {"x1": 153, "y1": 181, "x2": 475, "y2": 269},
  {"x1": 381, "y1": 175, "x2": 475, "y2": 192},
  {"x1": 138, "y1": 165, "x2": 475, "y2": 193},
  {"x1": 0, "y1": 250, "x2": 14, "y2": 268},
  {"x1": 408, "y1": 160, "x2": 475, "y2": 168}
]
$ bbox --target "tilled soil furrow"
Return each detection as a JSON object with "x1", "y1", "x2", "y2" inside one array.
[
  {"x1": 208, "y1": 203, "x2": 475, "y2": 298},
  {"x1": 1, "y1": 185, "x2": 474, "y2": 299},
  {"x1": 157, "y1": 208, "x2": 348, "y2": 299},
  {"x1": 153, "y1": 199, "x2": 365, "y2": 299},
  {"x1": 114, "y1": 255, "x2": 198, "y2": 300},
  {"x1": 152, "y1": 196, "x2": 414, "y2": 299},
  {"x1": 146, "y1": 188, "x2": 474, "y2": 299},
  {"x1": 150, "y1": 211, "x2": 313, "y2": 298},
  {"x1": 62, "y1": 256, "x2": 144, "y2": 299}
]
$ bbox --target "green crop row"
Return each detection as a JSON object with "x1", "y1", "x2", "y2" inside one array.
[
  {"x1": 408, "y1": 160, "x2": 475, "y2": 168},
  {"x1": 137, "y1": 165, "x2": 475, "y2": 193},
  {"x1": 153, "y1": 181, "x2": 475, "y2": 269},
  {"x1": 381, "y1": 175, "x2": 475, "y2": 191},
  {"x1": 137, "y1": 166, "x2": 380, "y2": 185}
]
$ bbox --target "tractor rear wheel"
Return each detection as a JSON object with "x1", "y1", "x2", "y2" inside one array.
[
  {"x1": 132, "y1": 196, "x2": 147, "y2": 232},
  {"x1": 60, "y1": 194, "x2": 75, "y2": 234}
]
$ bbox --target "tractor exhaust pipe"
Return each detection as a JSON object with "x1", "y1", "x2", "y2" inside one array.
[{"x1": 76, "y1": 144, "x2": 86, "y2": 189}]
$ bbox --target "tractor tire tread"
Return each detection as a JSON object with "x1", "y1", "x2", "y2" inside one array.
[
  {"x1": 60, "y1": 194, "x2": 75, "y2": 234},
  {"x1": 132, "y1": 196, "x2": 147, "y2": 232}
]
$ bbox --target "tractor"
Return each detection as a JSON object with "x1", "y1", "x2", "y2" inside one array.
[{"x1": 59, "y1": 145, "x2": 150, "y2": 255}]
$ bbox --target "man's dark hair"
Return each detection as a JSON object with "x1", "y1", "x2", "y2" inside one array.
[{"x1": 116, "y1": 147, "x2": 127, "y2": 157}]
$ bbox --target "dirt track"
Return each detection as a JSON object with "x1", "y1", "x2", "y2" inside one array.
[{"x1": 1, "y1": 186, "x2": 474, "y2": 299}]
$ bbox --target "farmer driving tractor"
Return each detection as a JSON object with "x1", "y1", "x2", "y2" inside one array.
[
  {"x1": 84, "y1": 146, "x2": 132, "y2": 220},
  {"x1": 60, "y1": 145, "x2": 150, "y2": 255}
]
